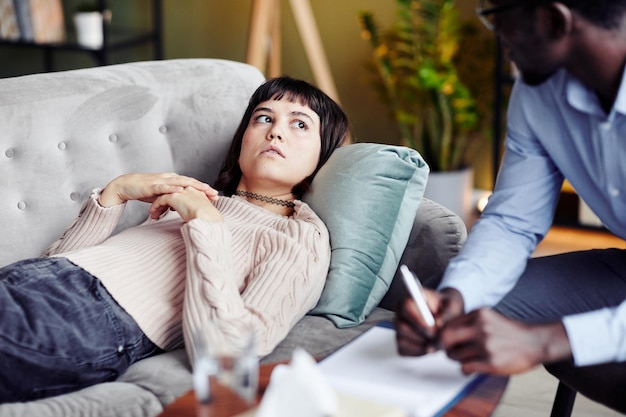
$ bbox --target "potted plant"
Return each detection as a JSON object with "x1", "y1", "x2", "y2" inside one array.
[
  {"x1": 358, "y1": 0, "x2": 481, "y2": 222},
  {"x1": 73, "y1": 1, "x2": 111, "y2": 49}
]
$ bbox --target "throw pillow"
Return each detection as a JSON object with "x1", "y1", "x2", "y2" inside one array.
[{"x1": 303, "y1": 143, "x2": 429, "y2": 327}]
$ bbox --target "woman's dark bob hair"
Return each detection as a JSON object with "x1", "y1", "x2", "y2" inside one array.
[{"x1": 214, "y1": 76, "x2": 350, "y2": 199}]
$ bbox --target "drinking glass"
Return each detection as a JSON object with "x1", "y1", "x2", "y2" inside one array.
[{"x1": 191, "y1": 323, "x2": 259, "y2": 405}]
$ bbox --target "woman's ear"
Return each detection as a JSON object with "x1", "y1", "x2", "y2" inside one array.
[{"x1": 541, "y1": 2, "x2": 573, "y2": 40}]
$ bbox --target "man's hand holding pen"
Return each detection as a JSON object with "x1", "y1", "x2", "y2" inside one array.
[
  {"x1": 396, "y1": 286, "x2": 573, "y2": 376},
  {"x1": 396, "y1": 286, "x2": 465, "y2": 356}
]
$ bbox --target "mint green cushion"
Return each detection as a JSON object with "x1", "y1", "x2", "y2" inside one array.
[{"x1": 303, "y1": 143, "x2": 429, "y2": 327}]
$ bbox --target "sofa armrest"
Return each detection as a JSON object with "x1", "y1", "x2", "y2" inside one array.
[{"x1": 378, "y1": 198, "x2": 467, "y2": 311}]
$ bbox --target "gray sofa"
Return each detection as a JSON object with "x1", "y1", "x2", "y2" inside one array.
[{"x1": 0, "y1": 59, "x2": 466, "y2": 417}]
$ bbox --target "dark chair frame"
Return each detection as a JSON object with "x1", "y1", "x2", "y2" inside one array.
[{"x1": 550, "y1": 382, "x2": 577, "y2": 417}]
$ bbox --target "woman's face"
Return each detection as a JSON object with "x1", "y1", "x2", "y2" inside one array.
[{"x1": 238, "y1": 98, "x2": 322, "y2": 194}]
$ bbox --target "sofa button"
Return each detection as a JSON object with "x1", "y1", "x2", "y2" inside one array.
[
  {"x1": 109, "y1": 134, "x2": 118, "y2": 143},
  {"x1": 70, "y1": 192, "x2": 80, "y2": 201},
  {"x1": 58, "y1": 142, "x2": 67, "y2": 151},
  {"x1": 159, "y1": 125, "x2": 168, "y2": 134},
  {"x1": 5, "y1": 148, "x2": 14, "y2": 158},
  {"x1": 17, "y1": 201, "x2": 27, "y2": 210}
]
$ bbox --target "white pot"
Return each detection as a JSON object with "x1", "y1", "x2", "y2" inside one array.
[
  {"x1": 424, "y1": 168, "x2": 474, "y2": 226},
  {"x1": 73, "y1": 12, "x2": 104, "y2": 49}
]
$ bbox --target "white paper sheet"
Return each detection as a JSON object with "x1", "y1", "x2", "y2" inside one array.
[{"x1": 319, "y1": 325, "x2": 481, "y2": 417}]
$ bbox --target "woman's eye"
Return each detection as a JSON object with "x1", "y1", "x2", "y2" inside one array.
[
  {"x1": 292, "y1": 120, "x2": 307, "y2": 130},
  {"x1": 255, "y1": 115, "x2": 272, "y2": 123}
]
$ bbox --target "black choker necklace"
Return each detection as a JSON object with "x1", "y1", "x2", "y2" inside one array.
[{"x1": 234, "y1": 190, "x2": 295, "y2": 209}]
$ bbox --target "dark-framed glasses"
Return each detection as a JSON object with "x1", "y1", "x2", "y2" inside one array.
[{"x1": 476, "y1": 0, "x2": 524, "y2": 30}]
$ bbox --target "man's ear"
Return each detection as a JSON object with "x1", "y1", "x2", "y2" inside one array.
[{"x1": 540, "y1": 2, "x2": 573, "y2": 40}]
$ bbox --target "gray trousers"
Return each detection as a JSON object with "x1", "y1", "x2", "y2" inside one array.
[{"x1": 494, "y1": 248, "x2": 626, "y2": 413}]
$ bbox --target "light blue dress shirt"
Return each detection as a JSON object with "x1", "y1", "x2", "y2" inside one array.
[{"x1": 440, "y1": 67, "x2": 626, "y2": 366}]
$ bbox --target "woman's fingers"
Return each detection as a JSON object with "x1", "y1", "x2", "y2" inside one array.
[
  {"x1": 101, "y1": 173, "x2": 217, "y2": 207},
  {"x1": 149, "y1": 187, "x2": 223, "y2": 222},
  {"x1": 150, "y1": 173, "x2": 212, "y2": 194}
]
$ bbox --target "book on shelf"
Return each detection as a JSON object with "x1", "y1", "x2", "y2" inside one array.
[
  {"x1": 0, "y1": 0, "x2": 64, "y2": 43},
  {"x1": 12, "y1": 0, "x2": 34, "y2": 41},
  {"x1": 319, "y1": 324, "x2": 484, "y2": 417},
  {"x1": 0, "y1": 0, "x2": 20, "y2": 40},
  {"x1": 29, "y1": 0, "x2": 65, "y2": 43}
]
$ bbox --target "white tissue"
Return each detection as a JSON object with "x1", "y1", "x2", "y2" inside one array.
[{"x1": 255, "y1": 348, "x2": 338, "y2": 417}]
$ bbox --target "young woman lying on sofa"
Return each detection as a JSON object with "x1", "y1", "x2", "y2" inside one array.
[{"x1": 0, "y1": 76, "x2": 349, "y2": 402}]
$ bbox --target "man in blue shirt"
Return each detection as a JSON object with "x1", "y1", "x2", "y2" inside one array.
[{"x1": 396, "y1": 0, "x2": 626, "y2": 412}]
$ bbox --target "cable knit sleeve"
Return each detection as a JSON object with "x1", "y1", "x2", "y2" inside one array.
[
  {"x1": 43, "y1": 189, "x2": 126, "y2": 257},
  {"x1": 180, "y1": 208, "x2": 331, "y2": 364}
]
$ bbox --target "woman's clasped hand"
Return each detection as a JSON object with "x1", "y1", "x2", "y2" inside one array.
[{"x1": 98, "y1": 172, "x2": 222, "y2": 222}]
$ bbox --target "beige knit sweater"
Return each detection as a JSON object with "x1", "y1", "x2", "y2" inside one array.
[{"x1": 44, "y1": 190, "x2": 331, "y2": 362}]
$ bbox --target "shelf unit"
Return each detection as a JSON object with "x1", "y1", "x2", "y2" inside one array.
[{"x1": 0, "y1": 0, "x2": 163, "y2": 72}]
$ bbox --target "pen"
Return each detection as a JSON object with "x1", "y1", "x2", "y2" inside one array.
[{"x1": 400, "y1": 264, "x2": 436, "y2": 328}]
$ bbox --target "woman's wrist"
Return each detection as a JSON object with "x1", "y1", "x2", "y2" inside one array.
[{"x1": 98, "y1": 182, "x2": 125, "y2": 207}]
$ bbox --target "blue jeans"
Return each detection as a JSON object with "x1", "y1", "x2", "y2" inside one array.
[{"x1": 0, "y1": 257, "x2": 162, "y2": 403}]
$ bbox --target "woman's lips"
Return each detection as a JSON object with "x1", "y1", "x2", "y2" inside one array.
[{"x1": 262, "y1": 146, "x2": 284, "y2": 158}]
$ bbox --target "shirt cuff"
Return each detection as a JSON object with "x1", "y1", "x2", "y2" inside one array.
[
  {"x1": 562, "y1": 308, "x2": 618, "y2": 366},
  {"x1": 439, "y1": 263, "x2": 493, "y2": 313}
]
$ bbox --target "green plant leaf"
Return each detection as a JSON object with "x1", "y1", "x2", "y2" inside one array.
[{"x1": 357, "y1": 0, "x2": 481, "y2": 171}]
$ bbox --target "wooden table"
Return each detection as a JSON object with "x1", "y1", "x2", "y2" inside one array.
[{"x1": 158, "y1": 362, "x2": 509, "y2": 417}]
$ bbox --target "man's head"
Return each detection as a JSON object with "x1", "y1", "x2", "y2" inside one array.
[
  {"x1": 549, "y1": 0, "x2": 626, "y2": 29},
  {"x1": 479, "y1": 1, "x2": 626, "y2": 30},
  {"x1": 478, "y1": 0, "x2": 626, "y2": 85}
]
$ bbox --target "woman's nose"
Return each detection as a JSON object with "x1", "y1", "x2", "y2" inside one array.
[{"x1": 268, "y1": 129, "x2": 283, "y2": 141}]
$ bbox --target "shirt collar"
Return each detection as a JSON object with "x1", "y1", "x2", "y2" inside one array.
[
  {"x1": 614, "y1": 65, "x2": 626, "y2": 115},
  {"x1": 565, "y1": 65, "x2": 626, "y2": 117}
]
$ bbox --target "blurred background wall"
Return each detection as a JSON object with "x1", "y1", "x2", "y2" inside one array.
[{"x1": 0, "y1": 1, "x2": 496, "y2": 188}]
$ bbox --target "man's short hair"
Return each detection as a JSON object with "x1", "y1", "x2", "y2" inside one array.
[{"x1": 554, "y1": 0, "x2": 626, "y2": 29}]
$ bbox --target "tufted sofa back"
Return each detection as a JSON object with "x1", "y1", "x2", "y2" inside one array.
[{"x1": 0, "y1": 59, "x2": 265, "y2": 267}]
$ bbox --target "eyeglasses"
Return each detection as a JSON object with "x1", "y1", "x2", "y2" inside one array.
[{"x1": 476, "y1": 0, "x2": 524, "y2": 31}]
